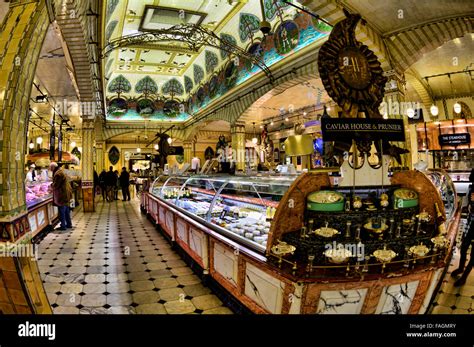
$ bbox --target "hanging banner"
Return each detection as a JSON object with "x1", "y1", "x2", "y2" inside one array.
[
  {"x1": 321, "y1": 118, "x2": 405, "y2": 141},
  {"x1": 438, "y1": 133, "x2": 470, "y2": 146}
]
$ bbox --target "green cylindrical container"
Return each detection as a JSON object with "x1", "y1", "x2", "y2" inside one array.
[{"x1": 307, "y1": 190, "x2": 345, "y2": 212}]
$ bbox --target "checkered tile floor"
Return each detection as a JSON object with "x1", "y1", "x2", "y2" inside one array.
[
  {"x1": 430, "y1": 217, "x2": 474, "y2": 314},
  {"x1": 37, "y1": 199, "x2": 232, "y2": 314}
]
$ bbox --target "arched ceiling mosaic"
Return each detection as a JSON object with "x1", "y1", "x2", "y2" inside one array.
[{"x1": 103, "y1": 0, "x2": 331, "y2": 122}]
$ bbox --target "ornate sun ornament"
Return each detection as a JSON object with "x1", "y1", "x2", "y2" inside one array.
[{"x1": 318, "y1": 10, "x2": 387, "y2": 118}]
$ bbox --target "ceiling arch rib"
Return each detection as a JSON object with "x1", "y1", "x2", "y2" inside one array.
[{"x1": 385, "y1": 15, "x2": 474, "y2": 71}]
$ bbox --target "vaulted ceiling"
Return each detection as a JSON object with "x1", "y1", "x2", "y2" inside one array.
[{"x1": 102, "y1": 0, "x2": 325, "y2": 105}]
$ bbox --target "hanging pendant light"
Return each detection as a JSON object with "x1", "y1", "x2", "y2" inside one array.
[
  {"x1": 406, "y1": 108, "x2": 415, "y2": 118},
  {"x1": 29, "y1": 140, "x2": 34, "y2": 149},
  {"x1": 70, "y1": 141, "x2": 76, "y2": 148},
  {"x1": 252, "y1": 122, "x2": 258, "y2": 144},
  {"x1": 36, "y1": 137, "x2": 43, "y2": 144},
  {"x1": 167, "y1": 137, "x2": 173, "y2": 144},
  {"x1": 154, "y1": 144, "x2": 159, "y2": 150}
]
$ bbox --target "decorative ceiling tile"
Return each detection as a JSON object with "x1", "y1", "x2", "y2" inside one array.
[
  {"x1": 105, "y1": 20, "x2": 118, "y2": 43},
  {"x1": 106, "y1": 0, "x2": 119, "y2": 23},
  {"x1": 162, "y1": 78, "x2": 184, "y2": 97},
  {"x1": 193, "y1": 65, "x2": 204, "y2": 85},
  {"x1": 220, "y1": 33, "x2": 237, "y2": 60},
  {"x1": 135, "y1": 76, "x2": 158, "y2": 94},
  {"x1": 108, "y1": 75, "x2": 132, "y2": 94},
  {"x1": 238, "y1": 13, "x2": 260, "y2": 43},
  {"x1": 184, "y1": 75, "x2": 193, "y2": 94},
  {"x1": 205, "y1": 50, "x2": 219, "y2": 74},
  {"x1": 263, "y1": 0, "x2": 290, "y2": 21}
]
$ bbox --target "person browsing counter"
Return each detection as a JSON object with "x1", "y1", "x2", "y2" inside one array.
[{"x1": 49, "y1": 162, "x2": 73, "y2": 231}]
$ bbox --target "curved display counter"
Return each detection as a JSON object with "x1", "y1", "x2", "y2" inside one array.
[
  {"x1": 26, "y1": 181, "x2": 58, "y2": 239},
  {"x1": 141, "y1": 170, "x2": 460, "y2": 314}
]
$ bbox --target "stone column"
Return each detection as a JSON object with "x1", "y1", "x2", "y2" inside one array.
[
  {"x1": 383, "y1": 69, "x2": 412, "y2": 169},
  {"x1": 0, "y1": 0, "x2": 51, "y2": 314},
  {"x1": 183, "y1": 141, "x2": 193, "y2": 164},
  {"x1": 95, "y1": 141, "x2": 105, "y2": 173},
  {"x1": 231, "y1": 122, "x2": 246, "y2": 171},
  {"x1": 81, "y1": 119, "x2": 95, "y2": 212}
]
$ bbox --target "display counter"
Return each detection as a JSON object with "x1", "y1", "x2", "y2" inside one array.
[
  {"x1": 25, "y1": 181, "x2": 58, "y2": 238},
  {"x1": 142, "y1": 170, "x2": 460, "y2": 314}
]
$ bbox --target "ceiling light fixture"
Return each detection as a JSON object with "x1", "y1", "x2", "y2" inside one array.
[
  {"x1": 36, "y1": 137, "x2": 43, "y2": 144},
  {"x1": 167, "y1": 137, "x2": 173, "y2": 144},
  {"x1": 154, "y1": 144, "x2": 159, "y2": 150},
  {"x1": 70, "y1": 141, "x2": 76, "y2": 148},
  {"x1": 453, "y1": 102, "x2": 461, "y2": 114},
  {"x1": 430, "y1": 105, "x2": 439, "y2": 116},
  {"x1": 406, "y1": 108, "x2": 415, "y2": 118},
  {"x1": 29, "y1": 140, "x2": 34, "y2": 149}
]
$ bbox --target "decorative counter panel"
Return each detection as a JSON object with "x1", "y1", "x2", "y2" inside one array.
[{"x1": 317, "y1": 289, "x2": 368, "y2": 314}]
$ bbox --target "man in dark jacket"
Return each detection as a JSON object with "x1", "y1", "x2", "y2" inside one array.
[
  {"x1": 98, "y1": 169, "x2": 107, "y2": 201},
  {"x1": 105, "y1": 166, "x2": 117, "y2": 202},
  {"x1": 119, "y1": 167, "x2": 131, "y2": 201},
  {"x1": 49, "y1": 162, "x2": 72, "y2": 230}
]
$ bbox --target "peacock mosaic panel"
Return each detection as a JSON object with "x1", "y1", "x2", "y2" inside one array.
[
  {"x1": 193, "y1": 65, "x2": 205, "y2": 85},
  {"x1": 105, "y1": 20, "x2": 118, "y2": 43},
  {"x1": 239, "y1": 13, "x2": 260, "y2": 42},
  {"x1": 135, "y1": 76, "x2": 158, "y2": 94},
  {"x1": 106, "y1": 0, "x2": 119, "y2": 24},
  {"x1": 205, "y1": 50, "x2": 219, "y2": 74},
  {"x1": 220, "y1": 33, "x2": 238, "y2": 60},
  {"x1": 162, "y1": 78, "x2": 184, "y2": 96},
  {"x1": 184, "y1": 75, "x2": 194, "y2": 94},
  {"x1": 108, "y1": 75, "x2": 131, "y2": 94}
]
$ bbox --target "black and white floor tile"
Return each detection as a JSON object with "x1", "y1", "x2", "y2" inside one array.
[
  {"x1": 430, "y1": 218, "x2": 474, "y2": 314},
  {"x1": 37, "y1": 199, "x2": 233, "y2": 314}
]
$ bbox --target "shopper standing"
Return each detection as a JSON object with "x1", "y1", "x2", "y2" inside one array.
[
  {"x1": 114, "y1": 170, "x2": 120, "y2": 200},
  {"x1": 105, "y1": 166, "x2": 117, "y2": 202},
  {"x1": 93, "y1": 169, "x2": 99, "y2": 198},
  {"x1": 99, "y1": 169, "x2": 107, "y2": 201},
  {"x1": 119, "y1": 167, "x2": 131, "y2": 201},
  {"x1": 49, "y1": 162, "x2": 72, "y2": 231}
]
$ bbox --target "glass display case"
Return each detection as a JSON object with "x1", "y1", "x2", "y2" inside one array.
[
  {"x1": 424, "y1": 169, "x2": 457, "y2": 222},
  {"x1": 150, "y1": 175, "x2": 296, "y2": 253},
  {"x1": 25, "y1": 181, "x2": 52, "y2": 208}
]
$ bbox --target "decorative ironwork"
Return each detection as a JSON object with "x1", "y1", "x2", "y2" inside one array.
[{"x1": 102, "y1": 24, "x2": 273, "y2": 81}]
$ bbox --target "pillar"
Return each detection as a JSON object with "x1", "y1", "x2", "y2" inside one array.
[
  {"x1": 0, "y1": 0, "x2": 52, "y2": 314},
  {"x1": 183, "y1": 141, "x2": 193, "y2": 165},
  {"x1": 231, "y1": 122, "x2": 246, "y2": 171},
  {"x1": 81, "y1": 119, "x2": 95, "y2": 212},
  {"x1": 383, "y1": 69, "x2": 412, "y2": 169},
  {"x1": 95, "y1": 141, "x2": 105, "y2": 173}
]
